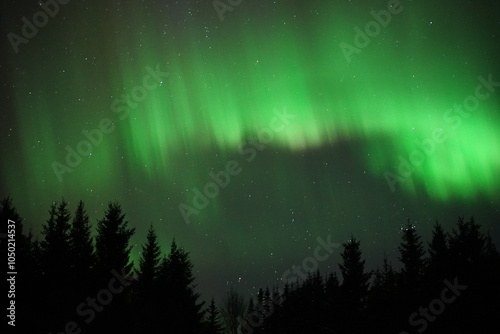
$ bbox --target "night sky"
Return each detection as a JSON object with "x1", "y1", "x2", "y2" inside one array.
[{"x1": 1, "y1": 0, "x2": 499, "y2": 303}]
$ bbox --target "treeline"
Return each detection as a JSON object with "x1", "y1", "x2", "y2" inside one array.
[
  {"x1": 237, "y1": 218, "x2": 500, "y2": 334},
  {"x1": 2, "y1": 197, "x2": 500, "y2": 334},
  {"x1": 1, "y1": 197, "x2": 209, "y2": 334}
]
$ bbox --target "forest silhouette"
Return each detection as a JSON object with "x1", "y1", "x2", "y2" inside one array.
[{"x1": 2, "y1": 197, "x2": 499, "y2": 334}]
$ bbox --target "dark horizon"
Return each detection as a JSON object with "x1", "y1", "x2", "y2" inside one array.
[
  {"x1": 2, "y1": 197, "x2": 499, "y2": 333},
  {"x1": 3, "y1": 189, "x2": 500, "y2": 305}
]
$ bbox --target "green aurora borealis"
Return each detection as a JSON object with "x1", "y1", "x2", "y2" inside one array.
[{"x1": 1, "y1": 0, "x2": 499, "y2": 300}]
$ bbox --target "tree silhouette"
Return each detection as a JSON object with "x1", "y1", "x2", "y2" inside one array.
[
  {"x1": 338, "y1": 236, "x2": 371, "y2": 332},
  {"x1": 95, "y1": 202, "x2": 136, "y2": 276},
  {"x1": 241, "y1": 295, "x2": 265, "y2": 334},
  {"x1": 427, "y1": 221, "x2": 449, "y2": 272},
  {"x1": 40, "y1": 200, "x2": 73, "y2": 330},
  {"x1": 41, "y1": 200, "x2": 72, "y2": 273},
  {"x1": 325, "y1": 271, "x2": 340, "y2": 309},
  {"x1": 1, "y1": 197, "x2": 24, "y2": 233},
  {"x1": 3, "y1": 197, "x2": 500, "y2": 334},
  {"x1": 398, "y1": 220, "x2": 425, "y2": 294},
  {"x1": 136, "y1": 223, "x2": 162, "y2": 287},
  {"x1": 339, "y1": 236, "x2": 371, "y2": 308},
  {"x1": 221, "y1": 286, "x2": 246, "y2": 334},
  {"x1": 446, "y1": 217, "x2": 498, "y2": 333},
  {"x1": 69, "y1": 200, "x2": 95, "y2": 302},
  {"x1": 425, "y1": 221, "x2": 451, "y2": 295},
  {"x1": 247, "y1": 297, "x2": 255, "y2": 314},
  {"x1": 204, "y1": 297, "x2": 225, "y2": 334},
  {"x1": 94, "y1": 202, "x2": 136, "y2": 334},
  {"x1": 368, "y1": 254, "x2": 399, "y2": 333},
  {"x1": 159, "y1": 238, "x2": 205, "y2": 333},
  {"x1": 133, "y1": 223, "x2": 162, "y2": 333},
  {"x1": 250, "y1": 287, "x2": 265, "y2": 334},
  {"x1": 449, "y1": 216, "x2": 486, "y2": 276}
]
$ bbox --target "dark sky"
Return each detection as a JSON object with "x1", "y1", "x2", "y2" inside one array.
[{"x1": 1, "y1": 0, "x2": 499, "y2": 303}]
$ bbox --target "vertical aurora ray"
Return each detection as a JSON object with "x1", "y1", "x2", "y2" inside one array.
[
  {"x1": 4, "y1": 0, "x2": 499, "y2": 206},
  {"x1": 112, "y1": 0, "x2": 499, "y2": 201}
]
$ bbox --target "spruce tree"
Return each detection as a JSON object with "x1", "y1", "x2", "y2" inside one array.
[
  {"x1": 40, "y1": 200, "x2": 73, "y2": 330},
  {"x1": 41, "y1": 200, "x2": 72, "y2": 273},
  {"x1": 247, "y1": 297, "x2": 255, "y2": 314},
  {"x1": 69, "y1": 200, "x2": 95, "y2": 294},
  {"x1": 339, "y1": 236, "x2": 371, "y2": 309},
  {"x1": 133, "y1": 223, "x2": 162, "y2": 332},
  {"x1": 449, "y1": 216, "x2": 486, "y2": 274},
  {"x1": 398, "y1": 220, "x2": 425, "y2": 292},
  {"x1": 136, "y1": 223, "x2": 162, "y2": 287},
  {"x1": 1, "y1": 197, "x2": 24, "y2": 236},
  {"x1": 205, "y1": 298, "x2": 224, "y2": 334},
  {"x1": 427, "y1": 221, "x2": 450, "y2": 285},
  {"x1": 243, "y1": 296, "x2": 263, "y2": 334},
  {"x1": 338, "y1": 235, "x2": 371, "y2": 332},
  {"x1": 159, "y1": 238, "x2": 204, "y2": 333},
  {"x1": 95, "y1": 202, "x2": 135, "y2": 276},
  {"x1": 257, "y1": 287, "x2": 264, "y2": 305},
  {"x1": 94, "y1": 202, "x2": 136, "y2": 333},
  {"x1": 368, "y1": 254, "x2": 398, "y2": 333},
  {"x1": 325, "y1": 272, "x2": 340, "y2": 306}
]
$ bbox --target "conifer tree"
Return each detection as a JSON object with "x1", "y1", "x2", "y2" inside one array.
[
  {"x1": 69, "y1": 200, "x2": 95, "y2": 291},
  {"x1": 41, "y1": 200, "x2": 72, "y2": 273},
  {"x1": 243, "y1": 295, "x2": 264, "y2": 334},
  {"x1": 205, "y1": 298, "x2": 224, "y2": 334},
  {"x1": 94, "y1": 202, "x2": 136, "y2": 333},
  {"x1": 136, "y1": 223, "x2": 162, "y2": 287},
  {"x1": 449, "y1": 216, "x2": 486, "y2": 273},
  {"x1": 257, "y1": 287, "x2": 264, "y2": 305},
  {"x1": 159, "y1": 238, "x2": 205, "y2": 333},
  {"x1": 133, "y1": 224, "x2": 162, "y2": 332},
  {"x1": 398, "y1": 220, "x2": 426, "y2": 292},
  {"x1": 1, "y1": 197, "x2": 24, "y2": 235},
  {"x1": 95, "y1": 202, "x2": 135, "y2": 276},
  {"x1": 338, "y1": 235, "x2": 371, "y2": 332},
  {"x1": 247, "y1": 297, "x2": 255, "y2": 314},
  {"x1": 368, "y1": 254, "x2": 398, "y2": 333},
  {"x1": 426, "y1": 221, "x2": 450, "y2": 284},
  {"x1": 325, "y1": 272, "x2": 340, "y2": 306},
  {"x1": 40, "y1": 200, "x2": 73, "y2": 329},
  {"x1": 339, "y1": 236, "x2": 371, "y2": 309}
]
